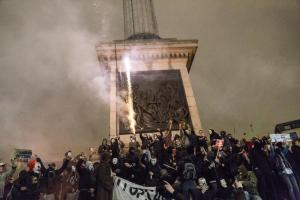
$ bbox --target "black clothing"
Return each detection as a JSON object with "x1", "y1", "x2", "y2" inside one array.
[{"x1": 76, "y1": 159, "x2": 95, "y2": 200}]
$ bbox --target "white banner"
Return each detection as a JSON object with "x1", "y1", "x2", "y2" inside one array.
[
  {"x1": 113, "y1": 177, "x2": 165, "y2": 200},
  {"x1": 270, "y1": 133, "x2": 292, "y2": 142}
]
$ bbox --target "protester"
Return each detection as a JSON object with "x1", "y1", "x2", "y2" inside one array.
[
  {"x1": 76, "y1": 154, "x2": 96, "y2": 200},
  {"x1": 274, "y1": 148, "x2": 300, "y2": 200},
  {"x1": 39, "y1": 152, "x2": 71, "y2": 200},
  {"x1": 2, "y1": 120, "x2": 300, "y2": 200},
  {"x1": 95, "y1": 152, "x2": 113, "y2": 200},
  {"x1": 0, "y1": 159, "x2": 16, "y2": 200},
  {"x1": 237, "y1": 164, "x2": 262, "y2": 200}
]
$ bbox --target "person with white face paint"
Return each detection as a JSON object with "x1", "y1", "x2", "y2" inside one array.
[
  {"x1": 216, "y1": 178, "x2": 244, "y2": 199},
  {"x1": 195, "y1": 177, "x2": 216, "y2": 200},
  {"x1": 111, "y1": 157, "x2": 124, "y2": 178},
  {"x1": 145, "y1": 157, "x2": 160, "y2": 187},
  {"x1": 0, "y1": 159, "x2": 17, "y2": 200}
]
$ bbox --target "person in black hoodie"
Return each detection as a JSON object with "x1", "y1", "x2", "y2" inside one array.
[
  {"x1": 209, "y1": 129, "x2": 221, "y2": 146},
  {"x1": 197, "y1": 134, "x2": 209, "y2": 151},
  {"x1": 145, "y1": 157, "x2": 161, "y2": 187},
  {"x1": 151, "y1": 130, "x2": 164, "y2": 164},
  {"x1": 140, "y1": 131, "x2": 150, "y2": 149},
  {"x1": 197, "y1": 147, "x2": 218, "y2": 195},
  {"x1": 123, "y1": 147, "x2": 140, "y2": 183},
  {"x1": 110, "y1": 138, "x2": 120, "y2": 159},
  {"x1": 177, "y1": 155, "x2": 198, "y2": 200},
  {"x1": 12, "y1": 170, "x2": 31, "y2": 200},
  {"x1": 250, "y1": 141, "x2": 279, "y2": 200},
  {"x1": 184, "y1": 130, "x2": 198, "y2": 149},
  {"x1": 76, "y1": 156, "x2": 96, "y2": 200},
  {"x1": 38, "y1": 152, "x2": 71, "y2": 200},
  {"x1": 111, "y1": 157, "x2": 125, "y2": 179},
  {"x1": 3, "y1": 176, "x2": 14, "y2": 200},
  {"x1": 98, "y1": 139, "x2": 110, "y2": 154},
  {"x1": 219, "y1": 146, "x2": 239, "y2": 181}
]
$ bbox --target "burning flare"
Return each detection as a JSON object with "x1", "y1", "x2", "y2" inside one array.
[{"x1": 124, "y1": 57, "x2": 136, "y2": 134}]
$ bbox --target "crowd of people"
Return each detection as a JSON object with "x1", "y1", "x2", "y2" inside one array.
[{"x1": 1, "y1": 121, "x2": 300, "y2": 200}]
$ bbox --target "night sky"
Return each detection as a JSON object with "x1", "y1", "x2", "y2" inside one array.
[{"x1": 0, "y1": 0, "x2": 299, "y2": 161}]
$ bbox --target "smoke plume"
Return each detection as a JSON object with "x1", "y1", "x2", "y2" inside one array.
[{"x1": 0, "y1": 0, "x2": 121, "y2": 161}]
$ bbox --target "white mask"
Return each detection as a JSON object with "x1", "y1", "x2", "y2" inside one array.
[
  {"x1": 86, "y1": 161, "x2": 94, "y2": 171},
  {"x1": 220, "y1": 179, "x2": 227, "y2": 188},
  {"x1": 150, "y1": 158, "x2": 157, "y2": 166},
  {"x1": 112, "y1": 158, "x2": 118, "y2": 165},
  {"x1": 33, "y1": 162, "x2": 41, "y2": 174},
  {"x1": 198, "y1": 178, "x2": 207, "y2": 187}
]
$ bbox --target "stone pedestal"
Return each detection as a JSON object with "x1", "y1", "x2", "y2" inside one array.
[{"x1": 96, "y1": 39, "x2": 202, "y2": 144}]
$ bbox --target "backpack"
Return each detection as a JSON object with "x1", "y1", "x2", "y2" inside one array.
[{"x1": 183, "y1": 162, "x2": 196, "y2": 180}]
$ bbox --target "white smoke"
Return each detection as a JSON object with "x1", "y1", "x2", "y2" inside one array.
[{"x1": 0, "y1": 0, "x2": 120, "y2": 162}]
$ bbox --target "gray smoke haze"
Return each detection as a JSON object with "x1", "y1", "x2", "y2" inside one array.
[
  {"x1": 0, "y1": 0, "x2": 122, "y2": 161},
  {"x1": 156, "y1": 0, "x2": 300, "y2": 136},
  {"x1": 1, "y1": 0, "x2": 300, "y2": 161}
]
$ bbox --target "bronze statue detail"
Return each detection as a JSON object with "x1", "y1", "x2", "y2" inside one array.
[{"x1": 117, "y1": 70, "x2": 192, "y2": 134}]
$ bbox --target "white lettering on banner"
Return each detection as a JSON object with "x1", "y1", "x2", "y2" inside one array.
[{"x1": 113, "y1": 177, "x2": 165, "y2": 200}]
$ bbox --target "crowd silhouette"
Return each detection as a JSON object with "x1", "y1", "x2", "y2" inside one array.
[{"x1": 1, "y1": 121, "x2": 300, "y2": 200}]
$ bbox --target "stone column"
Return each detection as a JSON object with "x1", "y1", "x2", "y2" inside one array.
[{"x1": 123, "y1": 0, "x2": 160, "y2": 39}]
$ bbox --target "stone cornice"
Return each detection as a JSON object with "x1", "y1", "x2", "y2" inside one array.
[{"x1": 96, "y1": 39, "x2": 198, "y2": 72}]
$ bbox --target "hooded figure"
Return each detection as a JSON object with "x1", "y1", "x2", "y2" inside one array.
[
  {"x1": 12, "y1": 170, "x2": 31, "y2": 200},
  {"x1": 145, "y1": 157, "x2": 160, "y2": 187},
  {"x1": 98, "y1": 138, "x2": 110, "y2": 154},
  {"x1": 95, "y1": 152, "x2": 113, "y2": 200},
  {"x1": 76, "y1": 157, "x2": 96, "y2": 200},
  {"x1": 110, "y1": 138, "x2": 120, "y2": 158},
  {"x1": 38, "y1": 154, "x2": 70, "y2": 198},
  {"x1": 111, "y1": 157, "x2": 124, "y2": 178},
  {"x1": 123, "y1": 147, "x2": 140, "y2": 183},
  {"x1": 209, "y1": 129, "x2": 221, "y2": 146}
]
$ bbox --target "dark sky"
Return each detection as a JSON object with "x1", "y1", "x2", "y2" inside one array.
[{"x1": 0, "y1": 0, "x2": 299, "y2": 161}]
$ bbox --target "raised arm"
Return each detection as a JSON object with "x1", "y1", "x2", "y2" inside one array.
[{"x1": 56, "y1": 158, "x2": 70, "y2": 174}]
